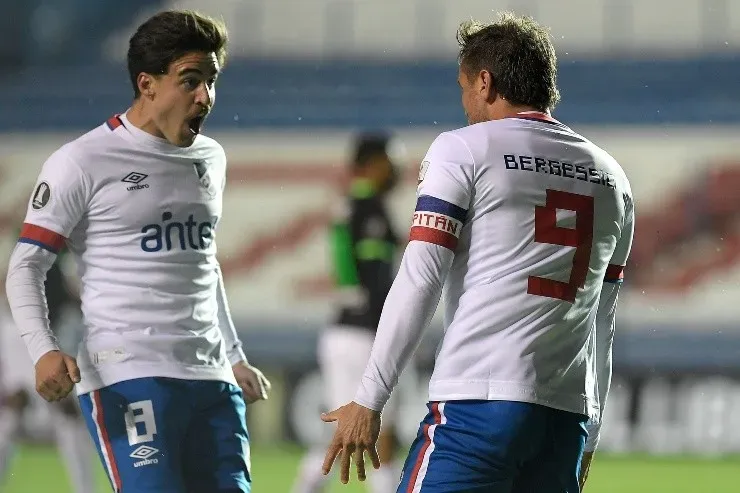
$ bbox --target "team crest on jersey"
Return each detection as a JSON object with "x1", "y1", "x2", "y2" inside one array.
[
  {"x1": 31, "y1": 181, "x2": 51, "y2": 210},
  {"x1": 193, "y1": 161, "x2": 217, "y2": 198},
  {"x1": 418, "y1": 160, "x2": 430, "y2": 184}
]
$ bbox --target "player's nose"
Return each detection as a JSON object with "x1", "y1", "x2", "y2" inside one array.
[{"x1": 194, "y1": 84, "x2": 213, "y2": 109}]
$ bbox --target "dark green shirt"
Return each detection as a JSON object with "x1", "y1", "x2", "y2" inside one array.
[{"x1": 329, "y1": 179, "x2": 398, "y2": 331}]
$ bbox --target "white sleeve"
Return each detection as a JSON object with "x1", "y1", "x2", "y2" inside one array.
[
  {"x1": 353, "y1": 132, "x2": 475, "y2": 411},
  {"x1": 585, "y1": 195, "x2": 634, "y2": 452},
  {"x1": 216, "y1": 264, "x2": 247, "y2": 365},
  {"x1": 214, "y1": 147, "x2": 246, "y2": 365},
  {"x1": 5, "y1": 148, "x2": 90, "y2": 364}
]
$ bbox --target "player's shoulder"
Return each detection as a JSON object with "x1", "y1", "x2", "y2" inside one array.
[
  {"x1": 190, "y1": 134, "x2": 227, "y2": 163},
  {"x1": 577, "y1": 134, "x2": 632, "y2": 197},
  {"x1": 425, "y1": 125, "x2": 485, "y2": 165},
  {"x1": 434, "y1": 123, "x2": 489, "y2": 148},
  {"x1": 41, "y1": 123, "x2": 115, "y2": 176},
  {"x1": 431, "y1": 120, "x2": 518, "y2": 164}
]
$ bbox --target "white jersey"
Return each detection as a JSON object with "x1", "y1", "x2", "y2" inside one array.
[
  {"x1": 354, "y1": 112, "x2": 633, "y2": 432},
  {"x1": 5, "y1": 112, "x2": 245, "y2": 395}
]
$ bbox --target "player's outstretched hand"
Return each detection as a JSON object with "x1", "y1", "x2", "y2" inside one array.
[
  {"x1": 34, "y1": 350, "x2": 80, "y2": 402},
  {"x1": 232, "y1": 362, "x2": 272, "y2": 404},
  {"x1": 321, "y1": 401, "x2": 381, "y2": 484}
]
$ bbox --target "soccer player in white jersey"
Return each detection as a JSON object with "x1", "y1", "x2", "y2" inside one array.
[
  {"x1": 321, "y1": 12, "x2": 634, "y2": 493},
  {"x1": 4, "y1": 10, "x2": 271, "y2": 493}
]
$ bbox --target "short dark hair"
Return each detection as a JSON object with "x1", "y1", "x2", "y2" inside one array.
[
  {"x1": 352, "y1": 133, "x2": 391, "y2": 167},
  {"x1": 457, "y1": 12, "x2": 560, "y2": 112},
  {"x1": 127, "y1": 10, "x2": 228, "y2": 98}
]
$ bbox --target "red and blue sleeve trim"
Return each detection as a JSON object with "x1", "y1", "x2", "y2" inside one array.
[
  {"x1": 604, "y1": 264, "x2": 625, "y2": 283},
  {"x1": 18, "y1": 223, "x2": 66, "y2": 254}
]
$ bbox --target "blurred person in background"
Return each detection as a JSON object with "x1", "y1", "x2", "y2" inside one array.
[
  {"x1": 321, "y1": 12, "x2": 633, "y2": 493},
  {"x1": 4, "y1": 10, "x2": 270, "y2": 493},
  {"x1": 293, "y1": 133, "x2": 406, "y2": 493},
  {"x1": 0, "y1": 254, "x2": 96, "y2": 493}
]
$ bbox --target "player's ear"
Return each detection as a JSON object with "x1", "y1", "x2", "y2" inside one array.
[
  {"x1": 480, "y1": 70, "x2": 495, "y2": 102},
  {"x1": 137, "y1": 73, "x2": 156, "y2": 100}
]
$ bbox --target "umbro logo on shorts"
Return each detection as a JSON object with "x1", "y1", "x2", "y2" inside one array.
[{"x1": 130, "y1": 445, "x2": 160, "y2": 467}]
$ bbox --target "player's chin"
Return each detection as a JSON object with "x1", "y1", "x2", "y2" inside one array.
[{"x1": 175, "y1": 125, "x2": 198, "y2": 147}]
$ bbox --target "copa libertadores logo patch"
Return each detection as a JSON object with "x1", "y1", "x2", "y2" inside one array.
[
  {"x1": 31, "y1": 181, "x2": 51, "y2": 210},
  {"x1": 418, "y1": 160, "x2": 430, "y2": 184}
]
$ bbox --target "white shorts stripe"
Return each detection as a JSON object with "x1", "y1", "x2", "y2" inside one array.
[
  {"x1": 411, "y1": 402, "x2": 447, "y2": 493},
  {"x1": 91, "y1": 390, "x2": 120, "y2": 492}
]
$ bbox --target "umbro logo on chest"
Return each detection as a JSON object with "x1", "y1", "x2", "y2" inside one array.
[{"x1": 122, "y1": 172, "x2": 149, "y2": 192}]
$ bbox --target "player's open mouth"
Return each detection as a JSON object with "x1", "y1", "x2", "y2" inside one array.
[{"x1": 188, "y1": 115, "x2": 205, "y2": 135}]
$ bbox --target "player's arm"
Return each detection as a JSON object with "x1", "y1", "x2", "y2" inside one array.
[
  {"x1": 353, "y1": 132, "x2": 475, "y2": 411},
  {"x1": 581, "y1": 194, "x2": 635, "y2": 487},
  {"x1": 215, "y1": 264, "x2": 248, "y2": 365},
  {"x1": 5, "y1": 149, "x2": 89, "y2": 400},
  {"x1": 214, "y1": 147, "x2": 270, "y2": 402}
]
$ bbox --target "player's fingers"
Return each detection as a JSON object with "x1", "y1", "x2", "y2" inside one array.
[
  {"x1": 368, "y1": 445, "x2": 381, "y2": 470},
  {"x1": 44, "y1": 377, "x2": 62, "y2": 395},
  {"x1": 57, "y1": 376, "x2": 74, "y2": 398},
  {"x1": 36, "y1": 382, "x2": 54, "y2": 402},
  {"x1": 239, "y1": 382, "x2": 260, "y2": 404},
  {"x1": 322, "y1": 440, "x2": 342, "y2": 475},
  {"x1": 257, "y1": 375, "x2": 269, "y2": 400},
  {"x1": 39, "y1": 379, "x2": 62, "y2": 402},
  {"x1": 340, "y1": 443, "x2": 354, "y2": 484},
  {"x1": 260, "y1": 373, "x2": 272, "y2": 392},
  {"x1": 321, "y1": 409, "x2": 339, "y2": 422},
  {"x1": 63, "y1": 354, "x2": 81, "y2": 383},
  {"x1": 355, "y1": 445, "x2": 367, "y2": 482}
]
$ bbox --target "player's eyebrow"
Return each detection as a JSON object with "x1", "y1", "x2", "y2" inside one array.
[{"x1": 177, "y1": 67, "x2": 218, "y2": 78}]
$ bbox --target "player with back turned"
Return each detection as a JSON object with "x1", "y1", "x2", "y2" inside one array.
[
  {"x1": 5, "y1": 10, "x2": 270, "y2": 493},
  {"x1": 321, "y1": 12, "x2": 634, "y2": 493}
]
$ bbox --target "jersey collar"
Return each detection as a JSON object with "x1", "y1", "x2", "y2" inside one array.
[{"x1": 510, "y1": 111, "x2": 563, "y2": 126}]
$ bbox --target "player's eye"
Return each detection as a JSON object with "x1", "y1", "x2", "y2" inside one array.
[
  {"x1": 207, "y1": 77, "x2": 217, "y2": 89},
  {"x1": 182, "y1": 78, "x2": 200, "y2": 90}
]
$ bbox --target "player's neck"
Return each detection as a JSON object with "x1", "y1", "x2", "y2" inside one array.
[
  {"x1": 126, "y1": 100, "x2": 167, "y2": 140},
  {"x1": 496, "y1": 103, "x2": 546, "y2": 121}
]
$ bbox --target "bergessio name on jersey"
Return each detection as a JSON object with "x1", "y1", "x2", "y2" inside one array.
[
  {"x1": 504, "y1": 154, "x2": 616, "y2": 189},
  {"x1": 140, "y1": 211, "x2": 214, "y2": 252}
]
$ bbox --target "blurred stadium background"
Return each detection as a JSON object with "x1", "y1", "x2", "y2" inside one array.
[{"x1": 1, "y1": 0, "x2": 740, "y2": 491}]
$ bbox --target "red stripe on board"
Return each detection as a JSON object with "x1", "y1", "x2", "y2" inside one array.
[
  {"x1": 605, "y1": 264, "x2": 625, "y2": 282},
  {"x1": 93, "y1": 391, "x2": 122, "y2": 492},
  {"x1": 406, "y1": 402, "x2": 441, "y2": 493},
  {"x1": 19, "y1": 223, "x2": 66, "y2": 251},
  {"x1": 409, "y1": 226, "x2": 457, "y2": 251}
]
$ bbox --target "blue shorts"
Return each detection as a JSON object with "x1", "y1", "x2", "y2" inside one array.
[
  {"x1": 397, "y1": 400, "x2": 588, "y2": 493},
  {"x1": 78, "y1": 377, "x2": 250, "y2": 493}
]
